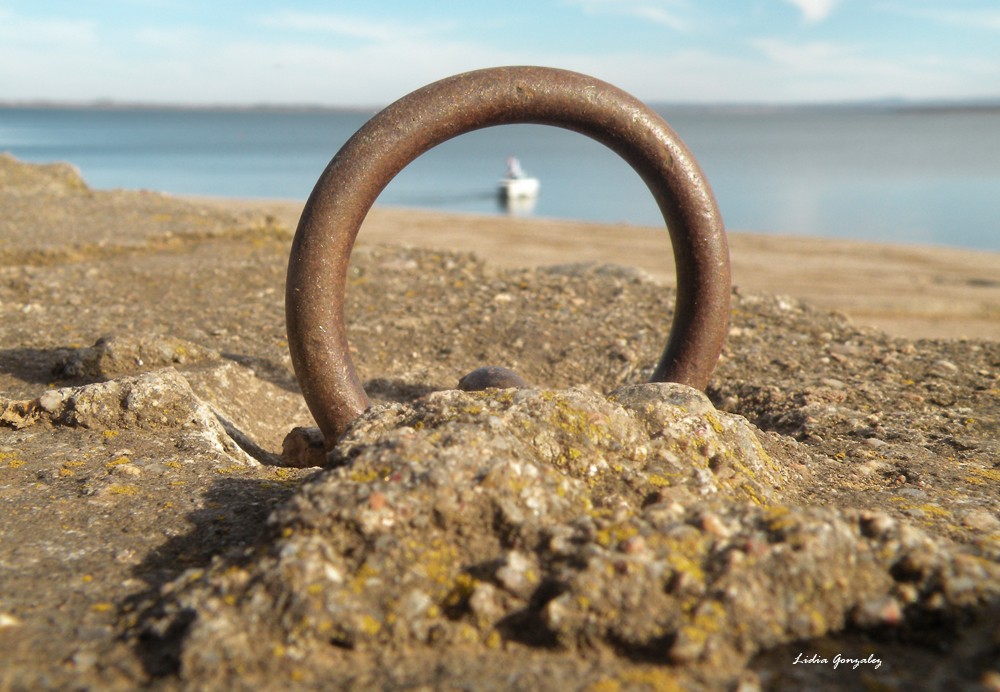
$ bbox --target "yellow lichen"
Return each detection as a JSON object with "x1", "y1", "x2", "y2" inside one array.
[
  {"x1": 349, "y1": 466, "x2": 383, "y2": 484},
  {"x1": 647, "y1": 473, "x2": 672, "y2": 488},
  {"x1": 652, "y1": 533, "x2": 709, "y2": 584},
  {"x1": 358, "y1": 614, "x2": 382, "y2": 636},
  {"x1": 595, "y1": 522, "x2": 639, "y2": 548},
  {"x1": 413, "y1": 540, "x2": 459, "y2": 587},
  {"x1": 584, "y1": 680, "x2": 621, "y2": 692},
  {"x1": 456, "y1": 622, "x2": 480, "y2": 643},
  {"x1": 807, "y1": 607, "x2": 827, "y2": 636},
  {"x1": 967, "y1": 468, "x2": 1000, "y2": 484},
  {"x1": 679, "y1": 600, "x2": 726, "y2": 648},
  {"x1": 618, "y1": 668, "x2": 685, "y2": 692},
  {"x1": 705, "y1": 412, "x2": 726, "y2": 435},
  {"x1": 762, "y1": 505, "x2": 795, "y2": 532},
  {"x1": 270, "y1": 467, "x2": 302, "y2": 485},
  {"x1": 547, "y1": 397, "x2": 611, "y2": 449},
  {"x1": 443, "y1": 572, "x2": 478, "y2": 610},
  {"x1": 349, "y1": 563, "x2": 381, "y2": 595}
]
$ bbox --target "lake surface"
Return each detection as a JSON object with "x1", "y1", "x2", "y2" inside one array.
[{"x1": 1, "y1": 104, "x2": 998, "y2": 251}]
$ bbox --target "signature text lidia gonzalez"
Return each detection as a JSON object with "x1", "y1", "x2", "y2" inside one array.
[{"x1": 793, "y1": 652, "x2": 882, "y2": 670}]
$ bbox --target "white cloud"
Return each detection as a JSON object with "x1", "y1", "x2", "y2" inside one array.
[
  {"x1": 0, "y1": 10, "x2": 99, "y2": 45},
  {"x1": 877, "y1": 4, "x2": 1000, "y2": 31},
  {"x1": 256, "y1": 11, "x2": 451, "y2": 43},
  {"x1": 784, "y1": 0, "x2": 839, "y2": 24},
  {"x1": 632, "y1": 6, "x2": 688, "y2": 31},
  {"x1": 131, "y1": 32, "x2": 511, "y2": 106},
  {"x1": 737, "y1": 36, "x2": 998, "y2": 103},
  {"x1": 565, "y1": 0, "x2": 689, "y2": 31},
  {"x1": 751, "y1": 38, "x2": 855, "y2": 70},
  {"x1": 0, "y1": 6, "x2": 483, "y2": 105},
  {"x1": 0, "y1": 10, "x2": 117, "y2": 101},
  {"x1": 134, "y1": 27, "x2": 205, "y2": 50},
  {"x1": 1, "y1": 4, "x2": 997, "y2": 107}
]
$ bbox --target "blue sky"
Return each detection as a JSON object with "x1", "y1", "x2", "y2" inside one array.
[{"x1": 2, "y1": 0, "x2": 999, "y2": 106}]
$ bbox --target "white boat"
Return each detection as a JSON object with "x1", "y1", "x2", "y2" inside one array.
[
  {"x1": 497, "y1": 156, "x2": 539, "y2": 201},
  {"x1": 497, "y1": 175, "x2": 540, "y2": 200}
]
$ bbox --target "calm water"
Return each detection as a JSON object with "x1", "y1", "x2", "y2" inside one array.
[{"x1": 1, "y1": 105, "x2": 998, "y2": 251}]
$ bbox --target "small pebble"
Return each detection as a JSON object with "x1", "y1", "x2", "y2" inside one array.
[
  {"x1": 112, "y1": 463, "x2": 142, "y2": 478},
  {"x1": 700, "y1": 513, "x2": 731, "y2": 539},
  {"x1": 893, "y1": 582, "x2": 920, "y2": 605},
  {"x1": 858, "y1": 510, "x2": 896, "y2": 538},
  {"x1": 280, "y1": 427, "x2": 327, "y2": 468},
  {"x1": 961, "y1": 509, "x2": 1000, "y2": 533},
  {"x1": 495, "y1": 551, "x2": 537, "y2": 598},
  {"x1": 668, "y1": 630, "x2": 705, "y2": 663},
  {"x1": 458, "y1": 366, "x2": 530, "y2": 392},
  {"x1": 928, "y1": 359, "x2": 959, "y2": 377},
  {"x1": 981, "y1": 671, "x2": 1000, "y2": 692},
  {"x1": 852, "y1": 596, "x2": 903, "y2": 628},
  {"x1": 37, "y1": 389, "x2": 66, "y2": 413},
  {"x1": 735, "y1": 672, "x2": 762, "y2": 692},
  {"x1": 619, "y1": 535, "x2": 646, "y2": 554},
  {"x1": 469, "y1": 582, "x2": 504, "y2": 625},
  {"x1": 71, "y1": 650, "x2": 98, "y2": 671}
]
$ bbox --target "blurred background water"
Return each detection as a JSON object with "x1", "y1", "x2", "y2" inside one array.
[{"x1": 1, "y1": 104, "x2": 998, "y2": 250}]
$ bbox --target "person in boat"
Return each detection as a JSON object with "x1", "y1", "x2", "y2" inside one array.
[{"x1": 505, "y1": 156, "x2": 525, "y2": 179}]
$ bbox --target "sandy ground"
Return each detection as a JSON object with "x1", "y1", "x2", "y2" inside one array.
[{"x1": 194, "y1": 197, "x2": 999, "y2": 341}]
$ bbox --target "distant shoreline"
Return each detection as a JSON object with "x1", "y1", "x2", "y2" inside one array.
[
  {"x1": 190, "y1": 194, "x2": 1000, "y2": 341},
  {"x1": 0, "y1": 100, "x2": 382, "y2": 115},
  {"x1": 3, "y1": 98, "x2": 1000, "y2": 115}
]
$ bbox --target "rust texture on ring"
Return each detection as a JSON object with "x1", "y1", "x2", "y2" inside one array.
[{"x1": 286, "y1": 66, "x2": 731, "y2": 446}]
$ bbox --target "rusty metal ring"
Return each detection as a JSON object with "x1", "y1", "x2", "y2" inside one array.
[{"x1": 286, "y1": 66, "x2": 731, "y2": 445}]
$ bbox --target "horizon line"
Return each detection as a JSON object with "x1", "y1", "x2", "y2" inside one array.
[{"x1": 3, "y1": 95, "x2": 1000, "y2": 114}]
